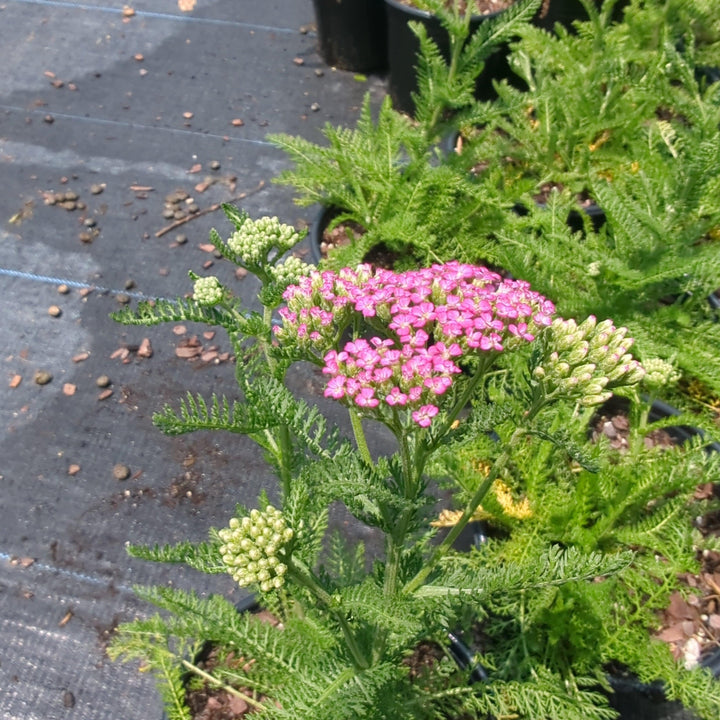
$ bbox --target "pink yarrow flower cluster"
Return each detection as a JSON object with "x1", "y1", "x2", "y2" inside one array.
[{"x1": 275, "y1": 262, "x2": 555, "y2": 427}]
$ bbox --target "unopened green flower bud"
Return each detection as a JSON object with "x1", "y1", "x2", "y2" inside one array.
[
  {"x1": 642, "y1": 357, "x2": 680, "y2": 390},
  {"x1": 576, "y1": 316, "x2": 597, "y2": 336},
  {"x1": 193, "y1": 276, "x2": 224, "y2": 306},
  {"x1": 227, "y1": 216, "x2": 301, "y2": 266},
  {"x1": 566, "y1": 341, "x2": 589, "y2": 365},
  {"x1": 579, "y1": 392, "x2": 613, "y2": 406},
  {"x1": 571, "y1": 363, "x2": 596, "y2": 380},
  {"x1": 218, "y1": 506, "x2": 293, "y2": 592},
  {"x1": 584, "y1": 380, "x2": 609, "y2": 396}
]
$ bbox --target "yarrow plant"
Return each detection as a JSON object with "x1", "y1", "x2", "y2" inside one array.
[
  {"x1": 275, "y1": 263, "x2": 554, "y2": 431},
  {"x1": 107, "y1": 207, "x2": 720, "y2": 720}
]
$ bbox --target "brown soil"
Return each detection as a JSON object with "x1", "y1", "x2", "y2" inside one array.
[
  {"x1": 397, "y1": 0, "x2": 516, "y2": 16},
  {"x1": 321, "y1": 222, "x2": 402, "y2": 270}
]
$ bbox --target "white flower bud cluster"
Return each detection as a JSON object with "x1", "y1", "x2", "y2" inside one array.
[
  {"x1": 534, "y1": 316, "x2": 645, "y2": 406},
  {"x1": 227, "y1": 216, "x2": 300, "y2": 266},
  {"x1": 218, "y1": 506, "x2": 293, "y2": 592},
  {"x1": 268, "y1": 255, "x2": 314, "y2": 288},
  {"x1": 642, "y1": 357, "x2": 681, "y2": 391},
  {"x1": 193, "y1": 276, "x2": 225, "y2": 306}
]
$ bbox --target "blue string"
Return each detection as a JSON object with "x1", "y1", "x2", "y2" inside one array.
[
  {"x1": 8, "y1": 0, "x2": 306, "y2": 34},
  {"x1": 0, "y1": 104, "x2": 276, "y2": 147},
  {"x1": 0, "y1": 266, "x2": 161, "y2": 300}
]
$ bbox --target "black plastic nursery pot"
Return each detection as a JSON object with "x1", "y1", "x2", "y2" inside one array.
[
  {"x1": 312, "y1": 0, "x2": 388, "y2": 73},
  {"x1": 308, "y1": 205, "x2": 364, "y2": 265},
  {"x1": 383, "y1": 0, "x2": 620, "y2": 116}
]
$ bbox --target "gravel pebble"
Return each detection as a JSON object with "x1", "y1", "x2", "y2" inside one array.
[{"x1": 113, "y1": 464, "x2": 131, "y2": 481}]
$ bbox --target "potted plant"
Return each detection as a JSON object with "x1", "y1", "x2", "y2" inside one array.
[
  {"x1": 311, "y1": 0, "x2": 388, "y2": 73},
  {"x1": 269, "y1": 94, "x2": 508, "y2": 270},
  {"x1": 108, "y1": 207, "x2": 720, "y2": 719},
  {"x1": 383, "y1": 0, "x2": 627, "y2": 115},
  {"x1": 384, "y1": 0, "x2": 543, "y2": 115}
]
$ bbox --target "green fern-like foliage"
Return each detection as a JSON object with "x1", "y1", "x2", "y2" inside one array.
[
  {"x1": 432, "y1": 394, "x2": 720, "y2": 719},
  {"x1": 269, "y1": 93, "x2": 506, "y2": 270},
  {"x1": 411, "y1": 0, "x2": 543, "y2": 137}
]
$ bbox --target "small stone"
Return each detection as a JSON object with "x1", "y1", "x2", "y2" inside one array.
[
  {"x1": 115, "y1": 293, "x2": 131, "y2": 305},
  {"x1": 76, "y1": 201, "x2": 86, "y2": 210},
  {"x1": 162, "y1": 208, "x2": 175, "y2": 219},
  {"x1": 173, "y1": 210, "x2": 186, "y2": 220},
  {"x1": 68, "y1": 464, "x2": 80, "y2": 476},
  {"x1": 231, "y1": 118, "x2": 244, "y2": 127},
  {"x1": 84, "y1": 217, "x2": 96, "y2": 227},
  {"x1": 64, "y1": 190, "x2": 78, "y2": 201},
  {"x1": 175, "y1": 234, "x2": 188, "y2": 245},
  {"x1": 63, "y1": 691, "x2": 75, "y2": 709},
  {"x1": 209, "y1": 160, "x2": 221, "y2": 170},
  {"x1": 34, "y1": 371, "x2": 53, "y2": 385},
  {"x1": 183, "y1": 111, "x2": 194, "y2": 119},
  {"x1": 62, "y1": 383, "x2": 76, "y2": 396},
  {"x1": 134, "y1": 53, "x2": 144, "y2": 62},
  {"x1": 44, "y1": 114, "x2": 54, "y2": 124},
  {"x1": 62, "y1": 201, "x2": 77, "y2": 211},
  {"x1": 90, "y1": 183, "x2": 104, "y2": 195},
  {"x1": 293, "y1": 57, "x2": 304, "y2": 66},
  {"x1": 310, "y1": 102, "x2": 320, "y2": 112},
  {"x1": 98, "y1": 389, "x2": 113, "y2": 401},
  {"x1": 96, "y1": 375, "x2": 111, "y2": 388},
  {"x1": 137, "y1": 338, "x2": 153, "y2": 358},
  {"x1": 235, "y1": 267, "x2": 247, "y2": 279},
  {"x1": 57, "y1": 284, "x2": 70, "y2": 294},
  {"x1": 79, "y1": 232, "x2": 93, "y2": 243},
  {"x1": 124, "y1": 278, "x2": 136, "y2": 290},
  {"x1": 9, "y1": 374, "x2": 22, "y2": 388},
  {"x1": 314, "y1": 69, "x2": 324, "y2": 77},
  {"x1": 48, "y1": 305, "x2": 62, "y2": 317},
  {"x1": 122, "y1": 6, "x2": 135, "y2": 17},
  {"x1": 139, "y1": 68, "x2": 148, "y2": 77},
  {"x1": 187, "y1": 203, "x2": 199, "y2": 214},
  {"x1": 113, "y1": 464, "x2": 131, "y2": 481}
]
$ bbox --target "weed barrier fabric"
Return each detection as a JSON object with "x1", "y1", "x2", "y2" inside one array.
[{"x1": 0, "y1": 0, "x2": 384, "y2": 717}]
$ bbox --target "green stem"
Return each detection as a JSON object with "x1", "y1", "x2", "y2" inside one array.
[
  {"x1": 180, "y1": 659, "x2": 267, "y2": 711},
  {"x1": 348, "y1": 408, "x2": 373, "y2": 466},
  {"x1": 372, "y1": 430, "x2": 420, "y2": 663},
  {"x1": 288, "y1": 561, "x2": 369, "y2": 671},
  {"x1": 404, "y1": 449, "x2": 504, "y2": 596},
  {"x1": 426, "y1": 6, "x2": 469, "y2": 139},
  {"x1": 428, "y1": 355, "x2": 494, "y2": 452},
  {"x1": 405, "y1": 396, "x2": 546, "y2": 595}
]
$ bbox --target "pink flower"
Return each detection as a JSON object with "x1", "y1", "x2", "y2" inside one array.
[
  {"x1": 355, "y1": 387, "x2": 379, "y2": 408},
  {"x1": 386, "y1": 387, "x2": 408, "y2": 406},
  {"x1": 424, "y1": 375, "x2": 453, "y2": 395},
  {"x1": 412, "y1": 404, "x2": 439, "y2": 427},
  {"x1": 324, "y1": 376, "x2": 346, "y2": 399}
]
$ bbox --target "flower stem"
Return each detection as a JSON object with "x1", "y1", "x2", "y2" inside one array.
[
  {"x1": 288, "y1": 560, "x2": 369, "y2": 670},
  {"x1": 348, "y1": 407, "x2": 373, "y2": 466},
  {"x1": 180, "y1": 659, "x2": 267, "y2": 711}
]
